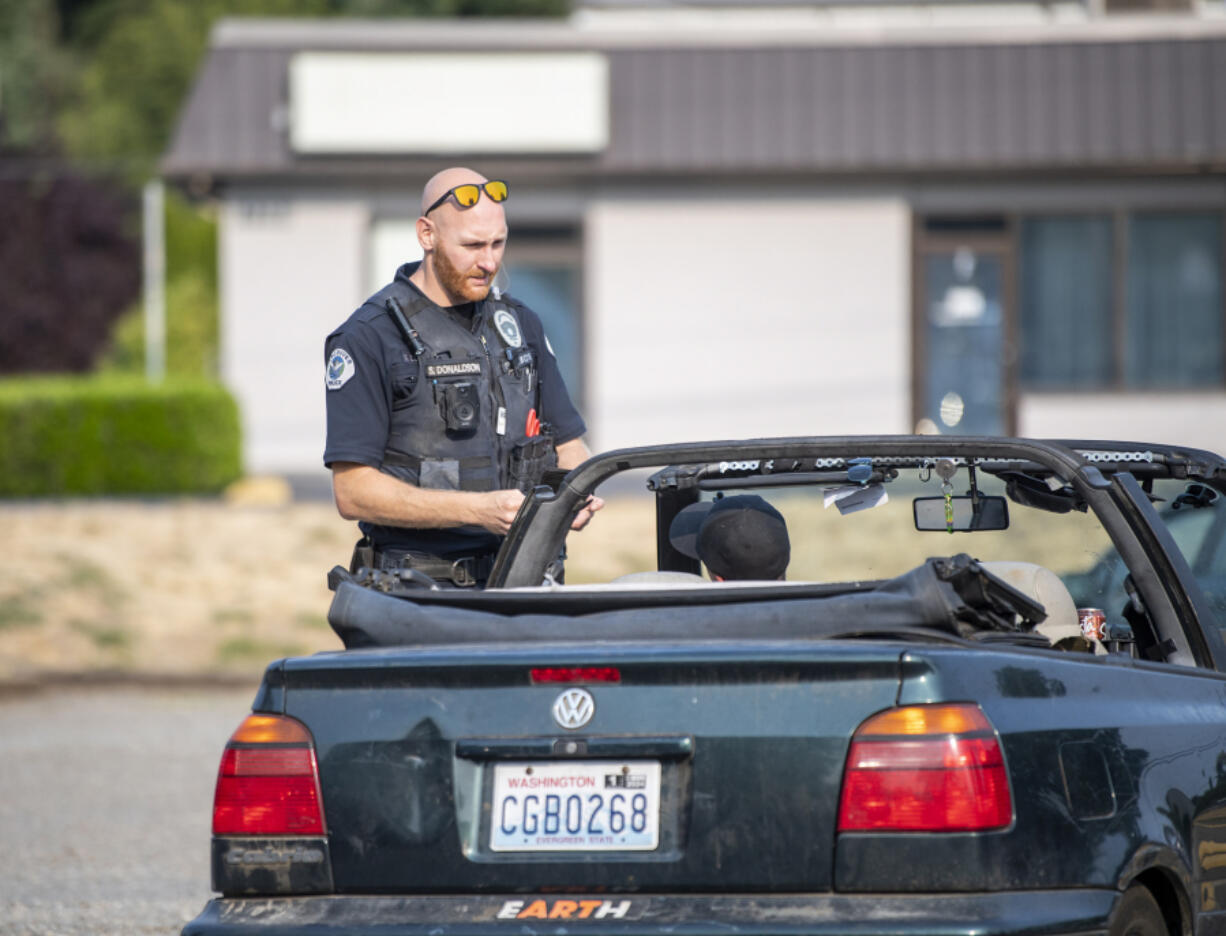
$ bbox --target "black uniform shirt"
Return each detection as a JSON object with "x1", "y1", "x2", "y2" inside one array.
[{"x1": 323, "y1": 263, "x2": 586, "y2": 556}]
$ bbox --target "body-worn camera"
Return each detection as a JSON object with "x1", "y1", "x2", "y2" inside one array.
[{"x1": 440, "y1": 382, "x2": 480, "y2": 433}]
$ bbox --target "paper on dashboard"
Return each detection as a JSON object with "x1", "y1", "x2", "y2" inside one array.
[{"x1": 824, "y1": 482, "x2": 889, "y2": 515}]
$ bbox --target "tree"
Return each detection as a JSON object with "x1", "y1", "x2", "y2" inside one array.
[
  {"x1": 1, "y1": 0, "x2": 571, "y2": 375},
  {"x1": 0, "y1": 174, "x2": 139, "y2": 374},
  {"x1": 0, "y1": 0, "x2": 72, "y2": 153},
  {"x1": 56, "y1": 0, "x2": 568, "y2": 179}
]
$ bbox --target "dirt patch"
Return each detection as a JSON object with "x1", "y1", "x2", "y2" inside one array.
[
  {"x1": 1, "y1": 500, "x2": 357, "y2": 681},
  {"x1": 0, "y1": 497, "x2": 660, "y2": 682}
]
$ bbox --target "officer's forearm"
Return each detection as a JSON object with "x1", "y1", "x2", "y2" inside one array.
[
  {"x1": 555, "y1": 437, "x2": 591, "y2": 471},
  {"x1": 331, "y1": 463, "x2": 501, "y2": 530}
]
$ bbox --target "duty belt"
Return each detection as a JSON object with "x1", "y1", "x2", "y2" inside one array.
[{"x1": 373, "y1": 549, "x2": 495, "y2": 588}]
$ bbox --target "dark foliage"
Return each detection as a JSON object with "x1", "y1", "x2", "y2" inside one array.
[
  {"x1": 55, "y1": 0, "x2": 570, "y2": 178},
  {"x1": 0, "y1": 172, "x2": 139, "y2": 374},
  {"x1": 5, "y1": 0, "x2": 567, "y2": 379}
]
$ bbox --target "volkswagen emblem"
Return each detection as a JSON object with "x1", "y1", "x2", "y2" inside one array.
[{"x1": 552, "y1": 688, "x2": 595, "y2": 730}]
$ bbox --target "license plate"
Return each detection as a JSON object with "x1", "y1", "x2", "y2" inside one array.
[{"x1": 490, "y1": 761, "x2": 661, "y2": 852}]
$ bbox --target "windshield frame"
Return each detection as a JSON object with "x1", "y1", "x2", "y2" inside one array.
[{"x1": 488, "y1": 435, "x2": 1226, "y2": 670}]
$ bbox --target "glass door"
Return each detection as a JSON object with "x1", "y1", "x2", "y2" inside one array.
[{"x1": 915, "y1": 234, "x2": 1014, "y2": 436}]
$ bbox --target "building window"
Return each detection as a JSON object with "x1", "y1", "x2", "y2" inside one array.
[
  {"x1": 921, "y1": 246, "x2": 1008, "y2": 435},
  {"x1": 913, "y1": 218, "x2": 1015, "y2": 435},
  {"x1": 1126, "y1": 213, "x2": 1223, "y2": 389},
  {"x1": 503, "y1": 261, "x2": 583, "y2": 409},
  {"x1": 503, "y1": 232, "x2": 585, "y2": 412},
  {"x1": 366, "y1": 220, "x2": 585, "y2": 410},
  {"x1": 1019, "y1": 216, "x2": 1114, "y2": 389},
  {"x1": 1018, "y1": 211, "x2": 1224, "y2": 391}
]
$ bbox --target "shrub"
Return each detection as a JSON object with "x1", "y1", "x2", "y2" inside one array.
[
  {"x1": 101, "y1": 269, "x2": 218, "y2": 377},
  {"x1": 0, "y1": 174, "x2": 140, "y2": 375},
  {"x1": 100, "y1": 191, "x2": 220, "y2": 378},
  {"x1": 0, "y1": 375, "x2": 241, "y2": 496}
]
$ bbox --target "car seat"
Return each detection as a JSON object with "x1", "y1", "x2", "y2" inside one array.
[{"x1": 979, "y1": 560, "x2": 1101, "y2": 653}]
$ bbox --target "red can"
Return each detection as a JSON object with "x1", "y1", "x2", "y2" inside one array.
[{"x1": 1078, "y1": 607, "x2": 1107, "y2": 641}]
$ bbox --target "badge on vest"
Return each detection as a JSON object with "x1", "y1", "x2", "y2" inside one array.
[
  {"x1": 426, "y1": 361, "x2": 482, "y2": 378},
  {"x1": 493, "y1": 309, "x2": 523, "y2": 349},
  {"x1": 326, "y1": 348, "x2": 355, "y2": 390}
]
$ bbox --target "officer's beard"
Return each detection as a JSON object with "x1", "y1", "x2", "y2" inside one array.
[{"x1": 433, "y1": 247, "x2": 494, "y2": 305}]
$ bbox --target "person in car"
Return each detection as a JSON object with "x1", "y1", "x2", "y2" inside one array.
[{"x1": 668, "y1": 494, "x2": 791, "y2": 581}]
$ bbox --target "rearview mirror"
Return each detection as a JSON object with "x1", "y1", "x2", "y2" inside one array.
[{"x1": 914, "y1": 495, "x2": 1009, "y2": 532}]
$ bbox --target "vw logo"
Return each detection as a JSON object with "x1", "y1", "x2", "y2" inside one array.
[{"x1": 552, "y1": 688, "x2": 595, "y2": 730}]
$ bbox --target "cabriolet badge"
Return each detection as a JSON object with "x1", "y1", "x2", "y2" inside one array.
[
  {"x1": 222, "y1": 845, "x2": 325, "y2": 866},
  {"x1": 552, "y1": 688, "x2": 595, "y2": 729}
]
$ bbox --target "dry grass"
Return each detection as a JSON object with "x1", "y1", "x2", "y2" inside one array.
[
  {"x1": 0, "y1": 499, "x2": 356, "y2": 681},
  {"x1": 567, "y1": 487, "x2": 1115, "y2": 585},
  {"x1": 0, "y1": 487, "x2": 1115, "y2": 681}
]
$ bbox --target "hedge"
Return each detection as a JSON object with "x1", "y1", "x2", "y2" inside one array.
[{"x1": 0, "y1": 375, "x2": 242, "y2": 496}]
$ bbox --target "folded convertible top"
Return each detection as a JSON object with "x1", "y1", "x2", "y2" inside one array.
[{"x1": 328, "y1": 556, "x2": 1040, "y2": 649}]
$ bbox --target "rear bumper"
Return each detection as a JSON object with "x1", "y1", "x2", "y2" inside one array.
[{"x1": 182, "y1": 889, "x2": 1118, "y2": 936}]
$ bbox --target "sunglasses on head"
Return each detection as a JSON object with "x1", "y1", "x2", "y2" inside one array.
[{"x1": 424, "y1": 180, "x2": 509, "y2": 216}]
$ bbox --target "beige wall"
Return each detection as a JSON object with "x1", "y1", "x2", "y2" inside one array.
[
  {"x1": 217, "y1": 183, "x2": 1226, "y2": 480},
  {"x1": 220, "y1": 192, "x2": 368, "y2": 475},
  {"x1": 1020, "y1": 394, "x2": 1226, "y2": 456},
  {"x1": 584, "y1": 195, "x2": 912, "y2": 451}
]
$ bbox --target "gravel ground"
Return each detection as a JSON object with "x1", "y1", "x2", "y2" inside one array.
[{"x1": 0, "y1": 685, "x2": 257, "y2": 936}]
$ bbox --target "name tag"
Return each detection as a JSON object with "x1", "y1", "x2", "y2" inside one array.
[{"x1": 426, "y1": 362, "x2": 482, "y2": 378}]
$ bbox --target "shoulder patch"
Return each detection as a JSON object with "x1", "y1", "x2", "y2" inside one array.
[
  {"x1": 326, "y1": 348, "x2": 355, "y2": 390},
  {"x1": 493, "y1": 308, "x2": 524, "y2": 349}
]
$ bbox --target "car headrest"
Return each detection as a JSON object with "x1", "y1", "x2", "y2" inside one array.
[{"x1": 978, "y1": 560, "x2": 1100, "y2": 654}]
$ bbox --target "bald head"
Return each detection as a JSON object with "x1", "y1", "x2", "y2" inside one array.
[
  {"x1": 421, "y1": 166, "x2": 488, "y2": 217},
  {"x1": 411, "y1": 166, "x2": 508, "y2": 306}
]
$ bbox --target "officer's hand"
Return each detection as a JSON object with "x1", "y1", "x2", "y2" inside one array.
[
  {"x1": 570, "y1": 495, "x2": 605, "y2": 531},
  {"x1": 479, "y1": 489, "x2": 526, "y2": 535}
]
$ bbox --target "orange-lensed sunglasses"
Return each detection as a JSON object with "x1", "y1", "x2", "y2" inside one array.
[{"x1": 424, "y1": 180, "x2": 509, "y2": 216}]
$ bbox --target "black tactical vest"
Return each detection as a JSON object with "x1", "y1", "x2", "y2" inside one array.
[{"x1": 368, "y1": 279, "x2": 540, "y2": 494}]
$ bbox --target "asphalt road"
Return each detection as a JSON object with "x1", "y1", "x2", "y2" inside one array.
[{"x1": 0, "y1": 684, "x2": 258, "y2": 936}]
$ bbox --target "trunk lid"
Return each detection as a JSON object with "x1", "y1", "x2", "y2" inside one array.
[{"x1": 278, "y1": 640, "x2": 904, "y2": 894}]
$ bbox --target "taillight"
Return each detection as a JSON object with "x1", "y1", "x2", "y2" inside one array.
[
  {"x1": 530, "y1": 667, "x2": 621, "y2": 683},
  {"x1": 212, "y1": 714, "x2": 326, "y2": 836},
  {"x1": 837, "y1": 703, "x2": 1012, "y2": 832}
]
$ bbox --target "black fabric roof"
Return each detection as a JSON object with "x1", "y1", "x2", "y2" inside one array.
[{"x1": 161, "y1": 19, "x2": 1226, "y2": 181}]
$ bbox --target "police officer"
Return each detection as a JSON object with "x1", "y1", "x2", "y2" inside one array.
[{"x1": 323, "y1": 167, "x2": 602, "y2": 586}]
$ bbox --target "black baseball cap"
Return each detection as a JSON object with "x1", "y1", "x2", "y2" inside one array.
[{"x1": 667, "y1": 494, "x2": 790, "y2": 581}]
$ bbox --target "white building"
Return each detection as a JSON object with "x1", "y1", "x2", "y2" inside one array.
[{"x1": 162, "y1": 1, "x2": 1226, "y2": 482}]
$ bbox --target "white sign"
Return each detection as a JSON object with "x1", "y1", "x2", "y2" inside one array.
[{"x1": 290, "y1": 52, "x2": 609, "y2": 154}]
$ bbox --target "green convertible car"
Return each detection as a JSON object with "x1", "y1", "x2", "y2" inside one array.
[{"x1": 185, "y1": 436, "x2": 1226, "y2": 936}]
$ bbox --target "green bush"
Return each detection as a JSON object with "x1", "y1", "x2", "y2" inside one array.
[
  {"x1": 0, "y1": 375, "x2": 241, "y2": 496},
  {"x1": 102, "y1": 269, "x2": 219, "y2": 377}
]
